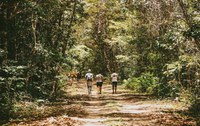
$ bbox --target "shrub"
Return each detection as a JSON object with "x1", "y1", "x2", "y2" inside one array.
[
  {"x1": 124, "y1": 78, "x2": 140, "y2": 91},
  {"x1": 0, "y1": 65, "x2": 27, "y2": 121},
  {"x1": 125, "y1": 73, "x2": 158, "y2": 94}
]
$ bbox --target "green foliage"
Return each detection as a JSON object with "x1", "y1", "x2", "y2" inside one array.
[
  {"x1": 179, "y1": 89, "x2": 195, "y2": 105},
  {"x1": 125, "y1": 73, "x2": 158, "y2": 94},
  {"x1": 157, "y1": 80, "x2": 181, "y2": 98},
  {"x1": 188, "y1": 99, "x2": 200, "y2": 118},
  {"x1": 124, "y1": 78, "x2": 140, "y2": 91},
  {"x1": 67, "y1": 45, "x2": 93, "y2": 71},
  {"x1": 0, "y1": 64, "x2": 27, "y2": 120},
  {"x1": 0, "y1": 84, "x2": 12, "y2": 120},
  {"x1": 0, "y1": 0, "x2": 84, "y2": 121},
  {"x1": 138, "y1": 73, "x2": 158, "y2": 93},
  {"x1": 73, "y1": 0, "x2": 137, "y2": 77}
]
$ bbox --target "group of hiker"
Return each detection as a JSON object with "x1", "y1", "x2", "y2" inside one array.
[
  {"x1": 67, "y1": 69, "x2": 119, "y2": 94},
  {"x1": 85, "y1": 69, "x2": 119, "y2": 95}
]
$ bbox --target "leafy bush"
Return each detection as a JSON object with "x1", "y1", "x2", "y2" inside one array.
[
  {"x1": 179, "y1": 89, "x2": 195, "y2": 105},
  {"x1": 0, "y1": 83, "x2": 13, "y2": 120},
  {"x1": 157, "y1": 82, "x2": 180, "y2": 98},
  {"x1": 179, "y1": 89, "x2": 200, "y2": 118},
  {"x1": 189, "y1": 99, "x2": 200, "y2": 118},
  {"x1": 124, "y1": 78, "x2": 140, "y2": 91},
  {"x1": 0, "y1": 65, "x2": 27, "y2": 120},
  {"x1": 125, "y1": 73, "x2": 158, "y2": 94}
]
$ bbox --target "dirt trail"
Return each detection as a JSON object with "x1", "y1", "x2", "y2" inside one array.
[
  {"x1": 65, "y1": 80, "x2": 195, "y2": 126},
  {"x1": 7, "y1": 80, "x2": 195, "y2": 126}
]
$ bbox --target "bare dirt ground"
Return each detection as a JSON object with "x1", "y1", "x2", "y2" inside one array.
[
  {"x1": 65, "y1": 80, "x2": 196, "y2": 126},
  {"x1": 7, "y1": 80, "x2": 196, "y2": 126}
]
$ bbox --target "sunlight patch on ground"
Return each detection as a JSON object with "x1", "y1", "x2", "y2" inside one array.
[
  {"x1": 120, "y1": 103, "x2": 175, "y2": 114},
  {"x1": 121, "y1": 104, "x2": 153, "y2": 114},
  {"x1": 70, "y1": 117, "x2": 108, "y2": 126},
  {"x1": 64, "y1": 81, "x2": 193, "y2": 126}
]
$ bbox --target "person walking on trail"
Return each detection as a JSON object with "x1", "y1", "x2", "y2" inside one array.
[
  {"x1": 111, "y1": 72, "x2": 118, "y2": 94},
  {"x1": 77, "y1": 71, "x2": 81, "y2": 82},
  {"x1": 85, "y1": 69, "x2": 93, "y2": 94},
  {"x1": 95, "y1": 73, "x2": 104, "y2": 94}
]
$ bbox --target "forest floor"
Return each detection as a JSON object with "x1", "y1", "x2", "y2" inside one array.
[{"x1": 6, "y1": 80, "x2": 196, "y2": 126}]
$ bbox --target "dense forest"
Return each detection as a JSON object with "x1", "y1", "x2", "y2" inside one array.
[{"x1": 0, "y1": 0, "x2": 200, "y2": 124}]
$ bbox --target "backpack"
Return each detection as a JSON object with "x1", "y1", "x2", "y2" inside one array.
[{"x1": 86, "y1": 73, "x2": 93, "y2": 80}]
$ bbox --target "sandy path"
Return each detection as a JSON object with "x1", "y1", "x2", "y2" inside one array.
[
  {"x1": 65, "y1": 80, "x2": 195, "y2": 126},
  {"x1": 6, "y1": 80, "x2": 195, "y2": 126}
]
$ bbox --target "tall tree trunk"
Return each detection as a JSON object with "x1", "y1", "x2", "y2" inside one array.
[
  {"x1": 103, "y1": 46, "x2": 112, "y2": 73},
  {"x1": 63, "y1": 0, "x2": 77, "y2": 55},
  {"x1": 31, "y1": 12, "x2": 37, "y2": 51},
  {"x1": 177, "y1": 0, "x2": 200, "y2": 49}
]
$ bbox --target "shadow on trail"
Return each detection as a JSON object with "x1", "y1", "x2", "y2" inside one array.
[
  {"x1": 98, "y1": 94, "x2": 150, "y2": 101},
  {"x1": 64, "y1": 93, "x2": 150, "y2": 100},
  {"x1": 64, "y1": 94, "x2": 92, "y2": 101},
  {"x1": 69, "y1": 100, "x2": 108, "y2": 106},
  {"x1": 61, "y1": 82, "x2": 197, "y2": 126},
  {"x1": 101, "y1": 112, "x2": 150, "y2": 118}
]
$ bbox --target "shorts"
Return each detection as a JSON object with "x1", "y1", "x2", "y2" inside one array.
[
  {"x1": 112, "y1": 82, "x2": 117, "y2": 86},
  {"x1": 87, "y1": 80, "x2": 92, "y2": 87},
  {"x1": 96, "y1": 82, "x2": 103, "y2": 87}
]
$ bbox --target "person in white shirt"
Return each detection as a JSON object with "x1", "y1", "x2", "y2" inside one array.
[
  {"x1": 95, "y1": 73, "x2": 104, "y2": 94},
  {"x1": 111, "y1": 72, "x2": 118, "y2": 94},
  {"x1": 85, "y1": 69, "x2": 93, "y2": 94}
]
